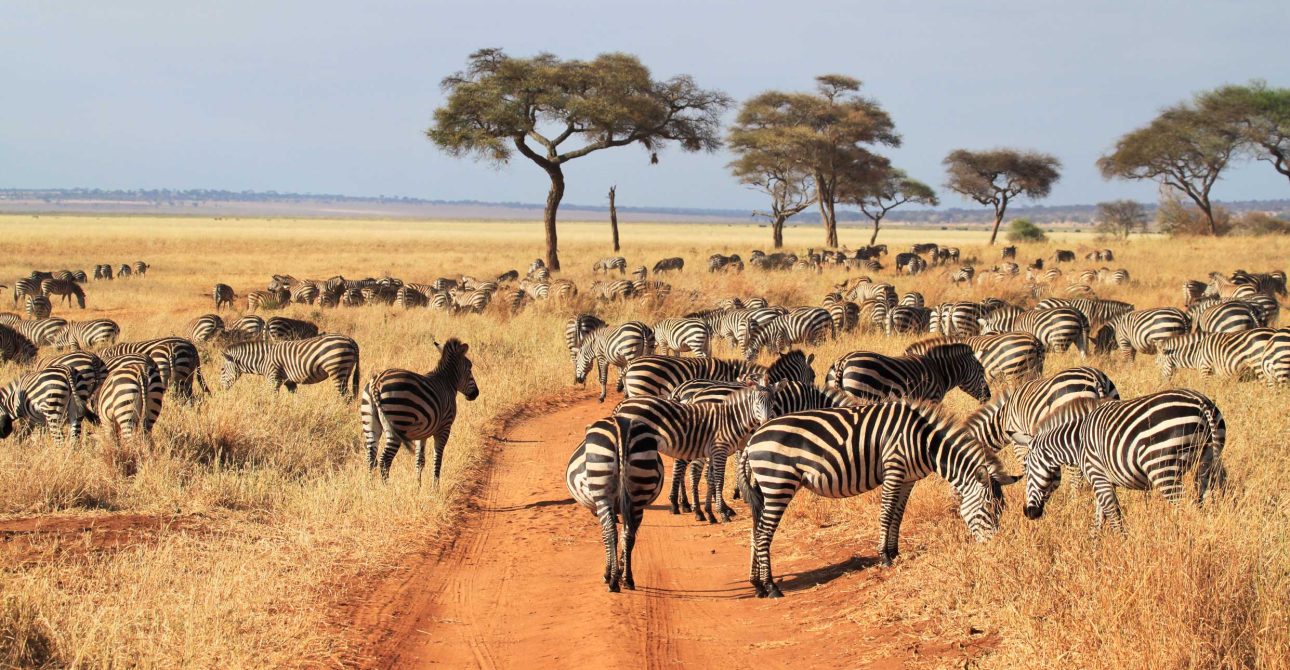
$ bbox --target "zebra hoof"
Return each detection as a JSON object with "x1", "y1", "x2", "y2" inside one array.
[
  {"x1": 622, "y1": 578, "x2": 635, "y2": 590},
  {"x1": 607, "y1": 581, "x2": 620, "y2": 593},
  {"x1": 766, "y1": 583, "x2": 784, "y2": 599},
  {"x1": 879, "y1": 552, "x2": 896, "y2": 567},
  {"x1": 679, "y1": 503, "x2": 692, "y2": 514},
  {"x1": 668, "y1": 505, "x2": 680, "y2": 515},
  {"x1": 721, "y1": 509, "x2": 736, "y2": 521},
  {"x1": 752, "y1": 583, "x2": 767, "y2": 598},
  {"x1": 694, "y1": 512, "x2": 708, "y2": 523}
]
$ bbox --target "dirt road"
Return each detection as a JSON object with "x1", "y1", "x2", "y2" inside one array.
[{"x1": 347, "y1": 392, "x2": 992, "y2": 669}]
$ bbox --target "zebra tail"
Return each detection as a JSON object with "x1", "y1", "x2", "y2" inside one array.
[
  {"x1": 350, "y1": 359, "x2": 361, "y2": 400},
  {"x1": 736, "y1": 450, "x2": 764, "y2": 528},
  {"x1": 616, "y1": 420, "x2": 633, "y2": 532}
]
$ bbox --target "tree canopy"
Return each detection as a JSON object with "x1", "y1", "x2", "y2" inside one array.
[
  {"x1": 428, "y1": 48, "x2": 731, "y2": 269},
  {"x1": 943, "y1": 149, "x2": 1061, "y2": 245},
  {"x1": 1196, "y1": 81, "x2": 1290, "y2": 184},
  {"x1": 1094, "y1": 199, "x2": 1148, "y2": 239},
  {"x1": 841, "y1": 168, "x2": 938, "y2": 245}
]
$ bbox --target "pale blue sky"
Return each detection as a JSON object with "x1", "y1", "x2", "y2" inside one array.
[{"x1": 2, "y1": 1, "x2": 1287, "y2": 210}]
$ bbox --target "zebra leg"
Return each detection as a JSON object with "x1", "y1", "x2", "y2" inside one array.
[
  {"x1": 431, "y1": 431, "x2": 450, "y2": 491},
  {"x1": 597, "y1": 358, "x2": 609, "y2": 403},
  {"x1": 877, "y1": 477, "x2": 916, "y2": 566},
  {"x1": 669, "y1": 459, "x2": 690, "y2": 514},
  {"x1": 1090, "y1": 476, "x2": 1125, "y2": 533},
  {"x1": 598, "y1": 503, "x2": 620, "y2": 592},
  {"x1": 693, "y1": 460, "x2": 708, "y2": 522},
  {"x1": 362, "y1": 397, "x2": 381, "y2": 471},
  {"x1": 621, "y1": 498, "x2": 642, "y2": 590},
  {"x1": 753, "y1": 493, "x2": 792, "y2": 598},
  {"x1": 284, "y1": 381, "x2": 298, "y2": 393},
  {"x1": 1195, "y1": 448, "x2": 1227, "y2": 504},
  {"x1": 414, "y1": 439, "x2": 427, "y2": 489},
  {"x1": 710, "y1": 447, "x2": 735, "y2": 522},
  {"x1": 378, "y1": 433, "x2": 402, "y2": 481}
]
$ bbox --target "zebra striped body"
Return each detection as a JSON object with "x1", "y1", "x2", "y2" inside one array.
[
  {"x1": 11, "y1": 318, "x2": 68, "y2": 348},
  {"x1": 229, "y1": 315, "x2": 265, "y2": 340},
  {"x1": 827, "y1": 301, "x2": 861, "y2": 333},
  {"x1": 981, "y1": 307, "x2": 1089, "y2": 357},
  {"x1": 1157, "y1": 329, "x2": 1273, "y2": 380},
  {"x1": 12, "y1": 278, "x2": 40, "y2": 307},
  {"x1": 0, "y1": 325, "x2": 38, "y2": 363},
  {"x1": 360, "y1": 339, "x2": 479, "y2": 486},
  {"x1": 1260, "y1": 329, "x2": 1290, "y2": 385},
  {"x1": 740, "y1": 403, "x2": 1016, "y2": 597},
  {"x1": 25, "y1": 295, "x2": 52, "y2": 320},
  {"x1": 1015, "y1": 390, "x2": 1226, "y2": 532},
  {"x1": 246, "y1": 289, "x2": 290, "y2": 311},
  {"x1": 133, "y1": 261, "x2": 149, "y2": 275},
  {"x1": 906, "y1": 333, "x2": 1046, "y2": 385},
  {"x1": 949, "y1": 266, "x2": 975, "y2": 284},
  {"x1": 589, "y1": 280, "x2": 635, "y2": 302},
  {"x1": 92, "y1": 354, "x2": 165, "y2": 443},
  {"x1": 1036, "y1": 298, "x2": 1134, "y2": 332},
  {"x1": 593, "y1": 256, "x2": 628, "y2": 274},
  {"x1": 1100, "y1": 308, "x2": 1191, "y2": 359},
  {"x1": 264, "y1": 316, "x2": 319, "y2": 342},
  {"x1": 895, "y1": 253, "x2": 927, "y2": 275},
  {"x1": 886, "y1": 306, "x2": 930, "y2": 335},
  {"x1": 622, "y1": 351, "x2": 815, "y2": 399},
  {"x1": 1193, "y1": 301, "x2": 1262, "y2": 333},
  {"x1": 221, "y1": 334, "x2": 359, "y2": 398},
  {"x1": 213, "y1": 284, "x2": 237, "y2": 310},
  {"x1": 0, "y1": 364, "x2": 86, "y2": 444},
  {"x1": 930, "y1": 302, "x2": 984, "y2": 337},
  {"x1": 574, "y1": 322, "x2": 656, "y2": 402},
  {"x1": 652, "y1": 257, "x2": 684, "y2": 274},
  {"x1": 965, "y1": 366, "x2": 1119, "y2": 457},
  {"x1": 187, "y1": 314, "x2": 225, "y2": 343},
  {"x1": 708, "y1": 254, "x2": 743, "y2": 273},
  {"x1": 564, "y1": 314, "x2": 608, "y2": 357},
  {"x1": 394, "y1": 286, "x2": 427, "y2": 309},
  {"x1": 743, "y1": 307, "x2": 833, "y2": 360},
  {"x1": 290, "y1": 283, "x2": 320, "y2": 305},
  {"x1": 565, "y1": 416, "x2": 664, "y2": 592},
  {"x1": 101, "y1": 337, "x2": 208, "y2": 399},
  {"x1": 828, "y1": 343, "x2": 990, "y2": 404},
  {"x1": 653, "y1": 318, "x2": 711, "y2": 358},
  {"x1": 56, "y1": 319, "x2": 120, "y2": 350},
  {"x1": 40, "y1": 279, "x2": 85, "y2": 309}
]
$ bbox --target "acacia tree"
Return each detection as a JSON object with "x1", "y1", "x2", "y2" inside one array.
[
  {"x1": 1098, "y1": 105, "x2": 1241, "y2": 237},
  {"x1": 944, "y1": 149, "x2": 1061, "y2": 245},
  {"x1": 727, "y1": 119, "x2": 815, "y2": 248},
  {"x1": 427, "y1": 49, "x2": 730, "y2": 270},
  {"x1": 728, "y1": 76, "x2": 898, "y2": 248},
  {"x1": 1196, "y1": 81, "x2": 1290, "y2": 184},
  {"x1": 843, "y1": 168, "x2": 938, "y2": 245},
  {"x1": 1094, "y1": 199, "x2": 1148, "y2": 238}
]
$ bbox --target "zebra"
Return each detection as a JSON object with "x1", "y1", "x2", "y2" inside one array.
[
  {"x1": 848, "y1": 281, "x2": 896, "y2": 306},
  {"x1": 1261, "y1": 329, "x2": 1290, "y2": 385},
  {"x1": 117, "y1": 264, "x2": 132, "y2": 278},
  {"x1": 827, "y1": 301, "x2": 861, "y2": 334},
  {"x1": 12, "y1": 278, "x2": 40, "y2": 307},
  {"x1": 220, "y1": 334, "x2": 360, "y2": 399},
  {"x1": 906, "y1": 333, "x2": 1046, "y2": 385},
  {"x1": 0, "y1": 364, "x2": 89, "y2": 444},
  {"x1": 526, "y1": 265, "x2": 550, "y2": 283},
  {"x1": 895, "y1": 253, "x2": 927, "y2": 275},
  {"x1": 652, "y1": 257, "x2": 684, "y2": 274},
  {"x1": 228, "y1": 315, "x2": 265, "y2": 341},
  {"x1": 742, "y1": 307, "x2": 834, "y2": 361},
  {"x1": 827, "y1": 343, "x2": 990, "y2": 404},
  {"x1": 40, "y1": 279, "x2": 86, "y2": 309},
  {"x1": 740, "y1": 402, "x2": 1017, "y2": 597},
  {"x1": 290, "y1": 283, "x2": 321, "y2": 305},
  {"x1": 653, "y1": 318, "x2": 711, "y2": 358},
  {"x1": 949, "y1": 266, "x2": 975, "y2": 284},
  {"x1": 9, "y1": 317, "x2": 68, "y2": 348},
  {"x1": 886, "y1": 306, "x2": 930, "y2": 335},
  {"x1": 360, "y1": 338, "x2": 479, "y2": 487},
  {"x1": 1001, "y1": 246, "x2": 1017, "y2": 260},
  {"x1": 930, "y1": 302, "x2": 985, "y2": 337},
  {"x1": 549, "y1": 278, "x2": 577, "y2": 300},
  {"x1": 565, "y1": 415, "x2": 664, "y2": 592},
  {"x1": 629, "y1": 266, "x2": 647, "y2": 282},
  {"x1": 213, "y1": 284, "x2": 237, "y2": 310},
  {"x1": 101, "y1": 337, "x2": 209, "y2": 399},
  {"x1": 450, "y1": 289, "x2": 492, "y2": 313},
  {"x1": 264, "y1": 316, "x2": 319, "y2": 342},
  {"x1": 1036, "y1": 297, "x2": 1134, "y2": 332},
  {"x1": 39, "y1": 351, "x2": 108, "y2": 409},
  {"x1": 394, "y1": 286, "x2": 428, "y2": 309},
  {"x1": 688, "y1": 308, "x2": 756, "y2": 351},
  {"x1": 708, "y1": 254, "x2": 743, "y2": 273},
  {"x1": 91, "y1": 354, "x2": 165, "y2": 444},
  {"x1": 631, "y1": 279, "x2": 672, "y2": 303},
  {"x1": 1097, "y1": 308, "x2": 1191, "y2": 359},
  {"x1": 593, "y1": 257, "x2": 628, "y2": 274},
  {"x1": 1052, "y1": 250, "x2": 1076, "y2": 263},
  {"x1": 57, "y1": 319, "x2": 121, "y2": 350},
  {"x1": 589, "y1": 280, "x2": 635, "y2": 302},
  {"x1": 1106, "y1": 268, "x2": 1130, "y2": 284},
  {"x1": 980, "y1": 307, "x2": 1089, "y2": 357},
  {"x1": 495, "y1": 269, "x2": 520, "y2": 284},
  {"x1": 25, "y1": 295, "x2": 52, "y2": 320},
  {"x1": 1157, "y1": 329, "x2": 1274, "y2": 380},
  {"x1": 621, "y1": 350, "x2": 815, "y2": 399},
  {"x1": 246, "y1": 288, "x2": 290, "y2": 312},
  {"x1": 574, "y1": 322, "x2": 656, "y2": 402},
  {"x1": 1192, "y1": 300, "x2": 1262, "y2": 333},
  {"x1": 1013, "y1": 389, "x2": 1226, "y2": 532},
  {"x1": 899, "y1": 292, "x2": 925, "y2": 308},
  {"x1": 133, "y1": 261, "x2": 150, "y2": 275},
  {"x1": 187, "y1": 314, "x2": 226, "y2": 343},
  {"x1": 911, "y1": 243, "x2": 939, "y2": 256},
  {"x1": 965, "y1": 366, "x2": 1120, "y2": 457},
  {"x1": 0, "y1": 325, "x2": 38, "y2": 363},
  {"x1": 614, "y1": 384, "x2": 773, "y2": 523},
  {"x1": 564, "y1": 314, "x2": 608, "y2": 358}
]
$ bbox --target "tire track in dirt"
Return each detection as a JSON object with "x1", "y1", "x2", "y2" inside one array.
[{"x1": 345, "y1": 390, "x2": 994, "y2": 669}]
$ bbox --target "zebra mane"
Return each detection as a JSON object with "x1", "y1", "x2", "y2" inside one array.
[
  {"x1": 903, "y1": 399, "x2": 1010, "y2": 478},
  {"x1": 1031, "y1": 397, "x2": 1102, "y2": 435}
]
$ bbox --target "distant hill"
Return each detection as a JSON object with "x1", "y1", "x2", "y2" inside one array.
[{"x1": 2, "y1": 188, "x2": 1287, "y2": 225}]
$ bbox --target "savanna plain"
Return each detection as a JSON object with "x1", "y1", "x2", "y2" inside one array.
[{"x1": 0, "y1": 214, "x2": 1287, "y2": 669}]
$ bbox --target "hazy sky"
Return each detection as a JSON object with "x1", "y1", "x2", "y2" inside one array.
[{"x1": 3, "y1": 1, "x2": 1287, "y2": 211}]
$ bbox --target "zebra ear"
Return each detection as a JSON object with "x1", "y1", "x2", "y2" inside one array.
[
  {"x1": 459, "y1": 343, "x2": 469, "y2": 354},
  {"x1": 806, "y1": 354, "x2": 815, "y2": 365},
  {"x1": 432, "y1": 338, "x2": 442, "y2": 350},
  {"x1": 993, "y1": 472, "x2": 1021, "y2": 486}
]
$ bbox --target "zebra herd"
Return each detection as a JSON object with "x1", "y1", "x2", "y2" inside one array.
[{"x1": 564, "y1": 255, "x2": 1286, "y2": 597}]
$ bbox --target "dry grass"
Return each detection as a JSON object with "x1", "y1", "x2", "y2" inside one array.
[{"x1": 0, "y1": 214, "x2": 1285, "y2": 669}]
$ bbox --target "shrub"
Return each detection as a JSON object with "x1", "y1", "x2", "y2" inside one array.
[
  {"x1": 1157, "y1": 194, "x2": 1232, "y2": 236},
  {"x1": 1233, "y1": 211, "x2": 1290, "y2": 236},
  {"x1": 1006, "y1": 218, "x2": 1047, "y2": 242}
]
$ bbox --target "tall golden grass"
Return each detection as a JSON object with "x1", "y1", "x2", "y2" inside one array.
[{"x1": 0, "y1": 214, "x2": 1285, "y2": 669}]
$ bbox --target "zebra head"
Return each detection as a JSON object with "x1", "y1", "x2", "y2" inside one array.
[
  {"x1": 957, "y1": 459, "x2": 1018, "y2": 542},
  {"x1": 1156, "y1": 346, "x2": 1180, "y2": 379},
  {"x1": 768, "y1": 351, "x2": 815, "y2": 385},
  {"x1": 219, "y1": 352, "x2": 244, "y2": 389},
  {"x1": 437, "y1": 338, "x2": 479, "y2": 401},
  {"x1": 573, "y1": 341, "x2": 595, "y2": 386},
  {"x1": 1018, "y1": 439, "x2": 1062, "y2": 520}
]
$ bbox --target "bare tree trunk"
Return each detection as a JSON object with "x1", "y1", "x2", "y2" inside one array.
[
  {"x1": 988, "y1": 197, "x2": 1009, "y2": 245},
  {"x1": 543, "y1": 167, "x2": 565, "y2": 270},
  {"x1": 772, "y1": 215, "x2": 785, "y2": 249},
  {"x1": 816, "y1": 180, "x2": 838, "y2": 248},
  {"x1": 608, "y1": 185, "x2": 620, "y2": 252},
  {"x1": 869, "y1": 216, "x2": 881, "y2": 246}
]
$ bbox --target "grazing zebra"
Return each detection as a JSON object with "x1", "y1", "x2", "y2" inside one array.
[
  {"x1": 688, "y1": 308, "x2": 752, "y2": 351},
  {"x1": 12, "y1": 278, "x2": 40, "y2": 307},
  {"x1": 495, "y1": 269, "x2": 520, "y2": 284},
  {"x1": 574, "y1": 322, "x2": 656, "y2": 402},
  {"x1": 1183, "y1": 279, "x2": 1208, "y2": 305},
  {"x1": 965, "y1": 366, "x2": 1119, "y2": 457},
  {"x1": 40, "y1": 279, "x2": 86, "y2": 309},
  {"x1": 855, "y1": 299, "x2": 889, "y2": 332},
  {"x1": 360, "y1": 338, "x2": 479, "y2": 487},
  {"x1": 500, "y1": 288, "x2": 528, "y2": 314},
  {"x1": 565, "y1": 416, "x2": 664, "y2": 592},
  {"x1": 740, "y1": 402, "x2": 1017, "y2": 597},
  {"x1": 589, "y1": 280, "x2": 635, "y2": 302},
  {"x1": 1001, "y1": 245, "x2": 1017, "y2": 260},
  {"x1": 708, "y1": 254, "x2": 743, "y2": 273},
  {"x1": 895, "y1": 253, "x2": 927, "y2": 275},
  {"x1": 0, "y1": 364, "x2": 89, "y2": 444},
  {"x1": 900, "y1": 292, "x2": 925, "y2": 308},
  {"x1": 213, "y1": 284, "x2": 237, "y2": 310},
  {"x1": 9, "y1": 317, "x2": 68, "y2": 348},
  {"x1": 615, "y1": 384, "x2": 773, "y2": 523},
  {"x1": 1157, "y1": 329, "x2": 1274, "y2": 380},
  {"x1": 117, "y1": 264, "x2": 132, "y2": 278},
  {"x1": 911, "y1": 243, "x2": 939, "y2": 256},
  {"x1": 394, "y1": 286, "x2": 428, "y2": 309},
  {"x1": 264, "y1": 316, "x2": 319, "y2": 342},
  {"x1": 0, "y1": 325, "x2": 38, "y2": 363},
  {"x1": 133, "y1": 261, "x2": 149, "y2": 275},
  {"x1": 621, "y1": 350, "x2": 815, "y2": 399},
  {"x1": 1193, "y1": 300, "x2": 1262, "y2": 333},
  {"x1": 742, "y1": 307, "x2": 834, "y2": 361},
  {"x1": 39, "y1": 351, "x2": 108, "y2": 409},
  {"x1": 101, "y1": 338, "x2": 209, "y2": 399},
  {"x1": 653, "y1": 318, "x2": 711, "y2": 358},
  {"x1": 564, "y1": 314, "x2": 608, "y2": 357},
  {"x1": 290, "y1": 283, "x2": 320, "y2": 305},
  {"x1": 187, "y1": 314, "x2": 226, "y2": 343},
  {"x1": 1106, "y1": 268, "x2": 1130, "y2": 284},
  {"x1": 1098, "y1": 308, "x2": 1191, "y2": 359},
  {"x1": 930, "y1": 302, "x2": 985, "y2": 337},
  {"x1": 827, "y1": 301, "x2": 861, "y2": 334},
  {"x1": 907, "y1": 333, "x2": 1046, "y2": 385},
  {"x1": 228, "y1": 315, "x2": 265, "y2": 341},
  {"x1": 652, "y1": 257, "x2": 684, "y2": 274},
  {"x1": 220, "y1": 334, "x2": 359, "y2": 399},
  {"x1": 1260, "y1": 329, "x2": 1290, "y2": 385},
  {"x1": 593, "y1": 256, "x2": 628, "y2": 274},
  {"x1": 1014, "y1": 389, "x2": 1226, "y2": 532},
  {"x1": 949, "y1": 266, "x2": 975, "y2": 284},
  {"x1": 56, "y1": 319, "x2": 120, "y2": 350},
  {"x1": 527, "y1": 265, "x2": 550, "y2": 283},
  {"x1": 631, "y1": 279, "x2": 672, "y2": 303},
  {"x1": 549, "y1": 278, "x2": 577, "y2": 300},
  {"x1": 451, "y1": 289, "x2": 492, "y2": 314},
  {"x1": 25, "y1": 295, "x2": 52, "y2": 320},
  {"x1": 630, "y1": 266, "x2": 647, "y2": 282},
  {"x1": 848, "y1": 281, "x2": 896, "y2": 306},
  {"x1": 827, "y1": 343, "x2": 990, "y2": 404},
  {"x1": 886, "y1": 306, "x2": 930, "y2": 335},
  {"x1": 91, "y1": 354, "x2": 165, "y2": 444},
  {"x1": 980, "y1": 307, "x2": 1090, "y2": 357},
  {"x1": 1037, "y1": 297, "x2": 1134, "y2": 332},
  {"x1": 1052, "y1": 250, "x2": 1076, "y2": 263},
  {"x1": 246, "y1": 288, "x2": 290, "y2": 312}
]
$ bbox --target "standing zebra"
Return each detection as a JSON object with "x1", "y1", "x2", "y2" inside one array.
[
  {"x1": 1157, "y1": 329, "x2": 1273, "y2": 380},
  {"x1": 228, "y1": 315, "x2": 266, "y2": 341},
  {"x1": 290, "y1": 283, "x2": 321, "y2": 305},
  {"x1": 264, "y1": 316, "x2": 320, "y2": 342},
  {"x1": 213, "y1": 284, "x2": 237, "y2": 310},
  {"x1": 573, "y1": 322, "x2": 656, "y2": 403},
  {"x1": 133, "y1": 261, "x2": 150, "y2": 275},
  {"x1": 91, "y1": 354, "x2": 165, "y2": 445},
  {"x1": 117, "y1": 264, "x2": 132, "y2": 278},
  {"x1": 246, "y1": 288, "x2": 290, "y2": 312},
  {"x1": 40, "y1": 351, "x2": 109, "y2": 408},
  {"x1": 1260, "y1": 329, "x2": 1290, "y2": 385},
  {"x1": 965, "y1": 366, "x2": 1120, "y2": 457},
  {"x1": 40, "y1": 279, "x2": 86, "y2": 309},
  {"x1": 1037, "y1": 298, "x2": 1134, "y2": 332},
  {"x1": 742, "y1": 307, "x2": 834, "y2": 361},
  {"x1": 1098, "y1": 308, "x2": 1191, "y2": 359},
  {"x1": 11, "y1": 317, "x2": 69, "y2": 348},
  {"x1": 56, "y1": 319, "x2": 121, "y2": 350},
  {"x1": 1014, "y1": 390, "x2": 1226, "y2": 532},
  {"x1": 652, "y1": 257, "x2": 685, "y2": 274},
  {"x1": 930, "y1": 302, "x2": 985, "y2": 337},
  {"x1": 0, "y1": 364, "x2": 88, "y2": 444},
  {"x1": 652, "y1": 318, "x2": 712, "y2": 358},
  {"x1": 25, "y1": 295, "x2": 52, "y2": 320},
  {"x1": 740, "y1": 403, "x2": 1017, "y2": 597},
  {"x1": 1192, "y1": 300, "x2": 1262, "y2": 333},
  {"x1": 361, "y1": 338, "x2": 479, "y2": 487},
  {"x1": 827, "y1": 343, "x2": 990, "y2": 404},
  {"x1": 12, "y1": 278, "x2": 40, "y2": 307},
  {"x1": 980, "y1": 307, "x2": 1090, "y2": 357},
  {"x1": 187, "y1": 314, "x2": 226, "y2": 343},
  {"x1": 622, "y1": 350, "x2": 815, "y2": 399},
  {"x1": 615, "y1": 384, "x2": 773, "y2": 523},
  {"x1": 101, "y1": 337, "x2": 209, "y2": 399},
  {"x1": 220, "y1": 334, "x2": 359, "y2": 399},
  {"x1": 589, "y1": 280, "x2": 635, "y2": 302},
  {"x1": 885, "y1": 306, "x2": 930, "y2": 335},
  {"x1": 565, "y1": 416, "x2": 664, "y2": 592},
  {"x1": 906, "y1": 333, "x2": 1046, "y2": 385},
  {"x1": 564, "y1": 314, "x2": 607, "y2": 358},
  {"x1": 593, "y1": 257, "x2": 628, "y2": 274}
]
